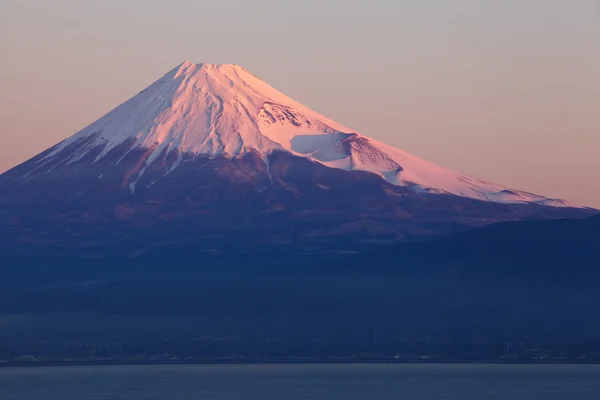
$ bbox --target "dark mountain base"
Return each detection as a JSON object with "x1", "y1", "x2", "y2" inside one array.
[
  {"x1": 1, "y1": 149, "x2": 593, "y2": 259},
  {"x1": 2, "y1": 248, "x2": 600, "y2": 348},
  {"x1": 1, "y1": 214, "x2": 599, "y2": 360}
]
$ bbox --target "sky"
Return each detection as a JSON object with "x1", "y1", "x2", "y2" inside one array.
[{"x1": 0, "y1": 0, "x2": 599, "y2": 207}]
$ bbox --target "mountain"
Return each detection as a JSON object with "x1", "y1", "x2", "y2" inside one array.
[
  {"x1": 1, "y1": 213, "x2": 598, "y2": 345},
  {"x1": 0, "y1": 62, "x2": 597, "y2": 347},
  {"x1": 347, "y1": 212, "x2": 600, "y2": 284},
  {"x1": 1, "y1": 62, "x2": 580, "y2": 205},
  {"x1": 0, "y1": 62, "x2": 593, "y2": 258}
]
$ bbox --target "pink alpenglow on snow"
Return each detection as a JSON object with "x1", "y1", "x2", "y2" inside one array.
[{"x1": 41, "y1": 62, "x2": 577, "y2": 207}]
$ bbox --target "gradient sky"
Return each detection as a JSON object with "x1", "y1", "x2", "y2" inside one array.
[{"x1": 1, "y1": 0, "x2": 599, "y2": 207}]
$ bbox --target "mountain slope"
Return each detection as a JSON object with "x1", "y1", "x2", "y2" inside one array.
[
  {"x1": 347, "y1": 212, "x2": 600, "y2": 286},
  {"x1": 0, "y1": 62, "x2": 593, "y2": 257},
  {"x1": 0, "y1": 214, "x2": 598, "y2": 344},
  {"x1": 2, "y1": 62, "x2": 578, "y2": 206}
]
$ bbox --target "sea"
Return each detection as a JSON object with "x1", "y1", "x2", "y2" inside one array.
[{"x1": 1, "y1": 363, "x2": 599, "y2": 399}]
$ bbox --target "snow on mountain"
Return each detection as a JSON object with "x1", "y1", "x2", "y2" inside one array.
[{"x1": 38, "y1": 61, "x2": 575, "y2": 207}]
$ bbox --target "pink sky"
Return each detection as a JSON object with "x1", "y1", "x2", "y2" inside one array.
[{"x1": 1, "y1": 0, "x2": 599, "y2": 207}]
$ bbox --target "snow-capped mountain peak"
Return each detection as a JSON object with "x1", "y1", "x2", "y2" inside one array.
[{"x1": 36, "y1": 61, "x2": 576, "y2": 207}]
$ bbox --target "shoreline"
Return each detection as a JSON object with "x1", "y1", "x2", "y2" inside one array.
[{"x1": 2, "y1": 358, "x2": 599, "y2": 368}]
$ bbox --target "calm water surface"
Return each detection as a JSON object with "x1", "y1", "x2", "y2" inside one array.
[{"x1": 1, "y1": 364, "x2": 599, "y2": 399}]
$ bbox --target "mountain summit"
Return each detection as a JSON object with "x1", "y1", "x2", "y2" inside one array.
[
  {"x1": 28, "y1": 62, "x2": 573, "y2": 206},
  {"x1": 0, "y1": 62, "x2": 592, "y2": 257}
]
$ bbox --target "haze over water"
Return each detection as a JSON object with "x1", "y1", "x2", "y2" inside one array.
[
  {"x1": 1, "y1": 364, "x2": 600, "y2": 400},
  {"x1": 0, "y1": 0, "x2": 599, "y2": 207}
]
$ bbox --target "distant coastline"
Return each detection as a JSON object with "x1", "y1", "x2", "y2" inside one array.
[{"x1": 3, "y1": 358, "x2": 599, "y2": 368}]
